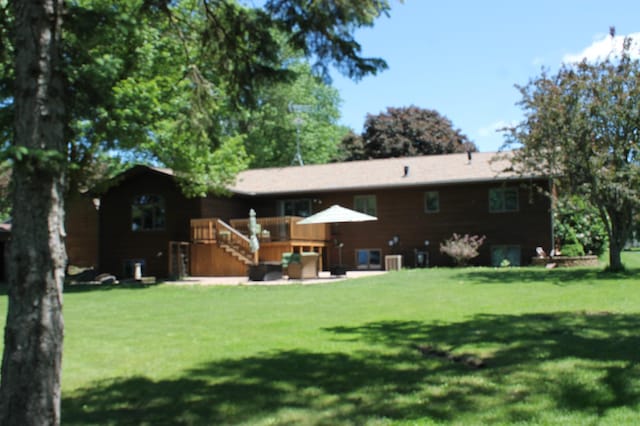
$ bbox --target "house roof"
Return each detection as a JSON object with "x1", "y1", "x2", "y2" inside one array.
[{"x1": 230, "y1": 151, "x2": 533, "y2": 196}]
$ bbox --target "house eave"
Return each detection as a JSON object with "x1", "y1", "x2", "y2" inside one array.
[{"x1": 230, "y1": 174, "x2": 547, "y2": 197}]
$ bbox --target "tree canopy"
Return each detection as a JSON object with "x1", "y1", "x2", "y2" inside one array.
[
  {"x1": 0, "y1": 0, "x2": 392, "y2": 194},
  {"x1": 338, "y1": 105, "x2": 477, "y2": 160},
  {"x1": 503, "y1": 30, "x2": 640, "y2": 271},
  {"x1": 240, "y1": 61, "x2": 348, "y2": 168}
]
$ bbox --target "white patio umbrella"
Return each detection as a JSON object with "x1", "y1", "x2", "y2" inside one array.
[
  {"x1": 297, "y1": 204, "x2": 377, "y2": 225},
  {"x1": 297, "y1": 204, "x2": 377, "y2": 270}
]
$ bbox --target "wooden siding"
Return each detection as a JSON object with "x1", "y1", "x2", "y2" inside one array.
[
  {"x1": 65, "y1": 195, "x2": 99, "y2": 268},
  {"x1": 294, "y1": 179, "x2": 552, "y2": 268},
  {"x1": 199, "y1": 196, "x2": 251, "y2": 222},
  {"x1": 99, "y1": 170, "x2": 200, "y2": 278},
  {"x1": 191, "y1": 243, "x2": 248, "y2": 276}
]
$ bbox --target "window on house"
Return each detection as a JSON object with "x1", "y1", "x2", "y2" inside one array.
[
  {"x1": 131, "y1": 195, "x2": 165, "y2": 231},
  {"x1": 278, "y1": 199, "x2": 312, "y2": 217},
  {"x1": 356, "y1": 249, "x2": 382, "y2": 270},
  {"x1": 354, "y1": 195, "x2": 377, "y2": 216},
  {"x1": 491, "y1": 245, "x2": 521, "y2": 267},
  {"x1": 489, "y1": 187, "x2": 519, "y2": 212},
  {"x1": 424, "y1": 191, "x2": 440, "y2": 213}
]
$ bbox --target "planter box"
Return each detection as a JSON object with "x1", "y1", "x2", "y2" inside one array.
[
  {"x1": 531, "y1": 255, "x2": 599, "y2": 268},
  {"x1": 288, "y1": 252, "x2": 319, "y2": 279}
]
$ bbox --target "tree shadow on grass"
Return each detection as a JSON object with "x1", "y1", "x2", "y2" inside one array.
[
  {"x1": 327, "y1": 313, "x2": 640, "y2": 418},
  {"x1": 63, "y1": 350, "x2": 478, "y2": 425},
  {"x1": 457, "y1": 266, "x2": 640, "y2": 285},
  {"x1": 62, "y1": 312, "x2": 640, "y2": 425},
  {"x1": 63, "y1": 282, "x2": 154, "y2": 293}
]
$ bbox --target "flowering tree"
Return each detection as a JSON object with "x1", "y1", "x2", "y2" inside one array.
[
  {"x1": 503, "y1": 30, "x2": 640, "y2": 271},
  {"x1": 440, "y1": 233, "x2": 486, "y2": 266}
]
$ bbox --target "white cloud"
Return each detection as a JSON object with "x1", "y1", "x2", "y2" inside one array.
[
  {"x1": 563, "y1": 32, "x2": 640, "y2": 63},
  {"x1": 477, "y1": 120, "x2": 513, "y2": 138},
  {"x1": 531, "y1": 56, "x2": 547, "y2": 67}
]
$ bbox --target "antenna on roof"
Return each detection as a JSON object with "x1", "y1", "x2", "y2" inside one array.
[{"x1": 289, "y1": 103, "x2": 312, "y2": 166}]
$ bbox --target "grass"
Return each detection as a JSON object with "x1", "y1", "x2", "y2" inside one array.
[{"x1": 0, "y1": 251, "x2": 639, "y2": 425}]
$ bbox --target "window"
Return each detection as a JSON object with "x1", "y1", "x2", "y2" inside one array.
[
  {"x1": 278, "y1": 199, "x2": 312, "y2": 217},
  {"x1": 424, "y1": 191, "x2": 440, "y2": 213},
  {"x1": 489, "y1": 187, "x2": 519, "y2": 212},
  {"x1": 131, "y1": 194, "x2": 165, "y2": 231},
  {"x1": 356, "y1": 249, "x2": 382, "y2": 270},
  {"x1": 354, "y1": 195, "x2": 377, "y2": 216},
  {"x1": 491, "y1": 245, "x2": 521, "y2": 267}
]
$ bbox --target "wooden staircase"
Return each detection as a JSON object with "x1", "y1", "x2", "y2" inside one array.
[
  {"x1": 219, "y1": 240, "x2": 254, "y2": 265},
  {"x1": 190, "y1": 218, "x2": 258, "y2": 273}
]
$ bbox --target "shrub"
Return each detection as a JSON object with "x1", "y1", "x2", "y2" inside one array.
[
  {"x1": 440, "y1": 233, "x2": 486, "y2": 266},
  {"x1": 561, "y1": 243, "x2": 585, "y2": 257},
  {"x1": 554, "y1": 196, "x2": 607, "y2": 256},
  {"x1": 557, "y1": 226, "x2": 586, "y2": 257}
]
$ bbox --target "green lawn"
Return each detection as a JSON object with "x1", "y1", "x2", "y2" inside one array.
[{"x1": 1, "y1": 252, "x2": 640, "y2": 425}]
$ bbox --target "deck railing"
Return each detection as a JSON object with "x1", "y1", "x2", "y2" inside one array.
[
  {"x1": 191, "y1": 218, "x2": 217, "y2": 243},
  {"x1": 229, "y1": 216, "x2": 328, "y2": 242},
  {"x1": 191, "y1": 218, "x2": 252, "y2": 255}
]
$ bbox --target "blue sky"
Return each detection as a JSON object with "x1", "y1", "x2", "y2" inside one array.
[{"x1": 330, "y1": 0, "x2": 640, "y2": 152}]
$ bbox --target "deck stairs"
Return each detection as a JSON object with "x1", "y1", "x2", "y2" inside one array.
[
  {"x1": 219, "y1": 240, "x2": 254, "y2": 266},
  {"x1": 190, "y1": 217, "x2": 257, "y2": 267}
]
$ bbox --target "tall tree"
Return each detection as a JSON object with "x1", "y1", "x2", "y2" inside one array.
[
  {"x1": 0, "y1": 0, "x2": 394, "y2": 424},
  {"x1": 0, "y1": 162, "x2": 10, "y2": 221},
  {"x1": 503, "y1": 31, "x2": 640, "y2": 271},
  {"x1": 341, "y1": 105, "x2": 477, "y2": 160},
  {"x1": 240, "y1": 61, "x2": 348, "y2": 168},
  {"x1": 335, "y1": 130, "x2": 366, "y2": 161},
  {"x1": 0, "y1": 1, "x2": 66, "y2": 424}
]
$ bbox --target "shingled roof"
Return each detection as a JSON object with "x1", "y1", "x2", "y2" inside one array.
[{"x1": 230, "y1": 151, "x2": 532, "y2": 196}]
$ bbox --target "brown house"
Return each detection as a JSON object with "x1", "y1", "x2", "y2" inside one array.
[{"x1": 66, "y1": 152, "x2": 552, "y2": 278}]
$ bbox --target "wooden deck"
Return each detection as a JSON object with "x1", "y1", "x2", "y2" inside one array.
[{"x1": 190, "y1": 216, "x2": 329, "y2": 276}]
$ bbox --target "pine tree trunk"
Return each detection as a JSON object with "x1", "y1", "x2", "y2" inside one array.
[{"x1": 0, "y1": 1, "x2": 66, "y2": 425}]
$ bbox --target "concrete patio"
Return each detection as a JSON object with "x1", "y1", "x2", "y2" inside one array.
[{"x1": 166, "y1": 270, "x2": 388, "y2": 286}]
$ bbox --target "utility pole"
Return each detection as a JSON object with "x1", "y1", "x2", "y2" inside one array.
[{"x1": 289, "y1": 103, "x2": 312, "y2": 166}]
